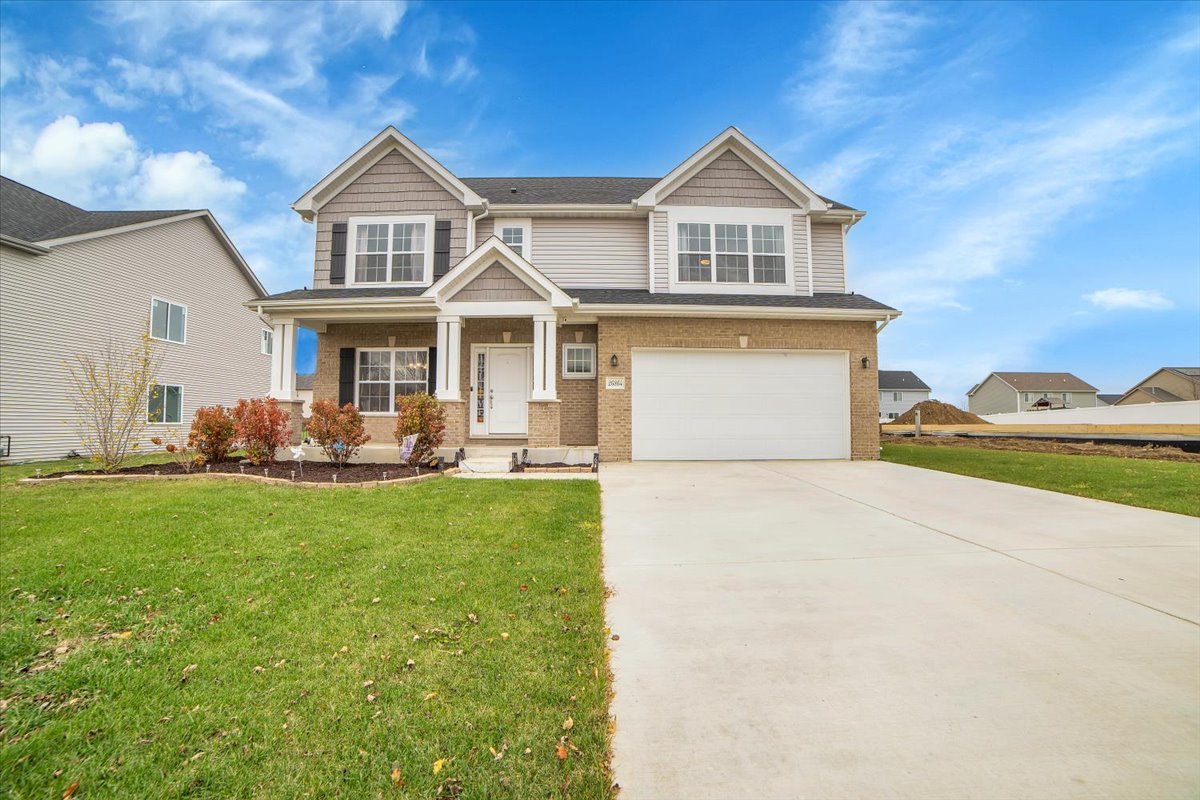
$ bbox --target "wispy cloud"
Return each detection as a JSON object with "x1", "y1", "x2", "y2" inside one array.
[{"x1": 1084, "y1": 288, "x2": 1174, "y2": 311}]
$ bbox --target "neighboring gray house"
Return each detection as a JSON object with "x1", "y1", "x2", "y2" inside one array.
[
  {"x1": 251, "y1": 126, "x2": 900, "y2": 461},
  {"x1": 1113, "y1": 367, "x2": 1200, "y2": 406},
  {"x1": 1096, "y1": 394, "x2": 1123, "y2": 406},
  {"x1": 966, "y1": 372, "x2": 1099, "y2": 416},
  {"x1": 296, "y1": 373, "x2": 315, "y2": 417},
  {"x1": 0, "y1": 176, "x2": 271, "y2": 463},
  {"x1": 878, "y1": 370, "x2": 930, "y2": 421}
]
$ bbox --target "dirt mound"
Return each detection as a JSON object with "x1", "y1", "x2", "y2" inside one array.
[{"x1": 891, "y1": 400, "x2": 989, "y2": 425}]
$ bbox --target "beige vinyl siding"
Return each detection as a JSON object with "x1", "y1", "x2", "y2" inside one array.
[
  {"x1": 313, "y1": 151, "x2": 468, "y2": 288},
  {"x1": 527, "y1": 217, "x2": 647, "y2": 288},
  {"x1": 811, "y1": 222, "x2": 846, "y2": 293},
  {"x1": 652, "y1": 211, "x2": 669, "y2": 292},
  {"x1": 450, "y1": 263, "x2": 542, "y2": 301},
  {"x1": 659, "y1": 151, "x2": 798, "y2": 208},
  {"x1": 0, "y1": 218, "x2": 270, "y2": 463},
  {"x1": 1119, "y1": 369, "x2": 1200, "y2": 404},
  {"x1": 792, "y1": 213, "x2": 811, "y2": 295},
  {"x1": 967, "y1": 375, "x2": 1018, "y2": 415},
  {"x1": 474, "y1": 216, "x2": 495, "y2": 247}
]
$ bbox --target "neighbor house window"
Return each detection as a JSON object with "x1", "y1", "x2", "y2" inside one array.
[
  {"x1": 1023, "y1": 393, "x2": 1031, "y2": 402},
  {"x1": 148, "y1": 384, "x2": 182, "y2": 424},
  {"x1": 887, "y1": 412, "x2": 898, "y2": 420},
  {"x1": 1062, "y1": 392, "x2": 1072, "y2": 403},
  {"x1": 261, "y1": 329, "x2": 273, "y2": 355},
  {"x1": 892, "y1": 392, "x2": 903, "y2": 402},
  {"x1": 150, "y1": 298, "x2": 186, "y2": 344},
  {"x1": 677, "y1": 222, "x2": 787, "y2": 284},
  {"x1": 349, "y1": 215, "x2": 433, "y2": 284},
  {"x1": 356, "y1": 348, "x2": 429, "y2": 413},
  {"x1": 562, "y1": 344, "x2": 596, "y2": 379}
]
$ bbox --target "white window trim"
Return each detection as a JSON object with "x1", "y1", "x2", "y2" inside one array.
[
  {"x1": 261, "y1": 328, "x2": 273, "y2": 355},
  {"x1": 147, "y1": 383, "x2": 184, "y2": 425},
  {"x1": 561, "y1": 343, "x2": 597, "y2": 380},
  {"x1": 346, "y1": 214, "x2": 436, "y2": 288},
  {"x1": 149, "y1": 296, "x2": 187, "y2": 345},
  {"x1": 665, "y1": 206, "x2": 795, "y2": 295},
  {"x1": 353, "y1": 346, "x2": 431, "y2": 416},
  {"x1": 497, "y1": 218, "x2": 533, "y2": 263},
  {"x1": 893, "y1": 391, "x2": 903, "y2": 402}
]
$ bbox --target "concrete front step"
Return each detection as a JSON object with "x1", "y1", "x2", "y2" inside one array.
[{"x1": 457, "y1": 458, "x2": 515, "y2": 474}]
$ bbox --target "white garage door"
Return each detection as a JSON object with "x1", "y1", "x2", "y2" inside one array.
[{"x1": 631, "y1": 349, "x2": 850, "y2": 461}]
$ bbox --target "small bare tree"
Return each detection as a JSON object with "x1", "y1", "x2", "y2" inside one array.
[{"x1": 65, "y1": 332, "x2": 162, "y2": 472}]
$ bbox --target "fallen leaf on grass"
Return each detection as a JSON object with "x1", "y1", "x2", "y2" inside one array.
[
  {"x1": 62, "y1": 781, "x2": 79, "y2": 799},
  {"x1": 190, "y1": 751, "x2": 205, "y2": 762},
  {"x1": 405, "y1": 659, "x2": 416, "y2": 670},
  {"x1": 180, "y1": 664, "x2": 197, "y2": 683},
  {"x1": 555, "y1": 742, "x2": 569, "y2": 761},
  {"x1": 562, "y1": 717, "x2": 574, "y2": 731},
  {"x1": 253, "y1": 666, "x2": 265, "y2": 674},
  {"x1": 363, "y1": 680, "x2": 375, "y2": 688},
  {"x1": 423, "y1": 691, "x2": 438, "y2": 701},
  {"x1": 500, "y1": 632, "x2": 509, "y2": 641},
  {"x1": 433, "y1": 757, "x2": 446, "y2": 774},
  {"x1": 519, "y1": 584, "x2": 528, "y2": 592},
  {"x1": 366, "y1": 693, "x2": 378, "y2": 703},
  {"x1": 372, "y1": 597, "x2": 381, "y2": 604},
  {"x1": 109, "y1": 630, "x2": 133, "y2": 639},
  {"x1": 390, "y1": 765, "x2": 405, "y2": 787}
]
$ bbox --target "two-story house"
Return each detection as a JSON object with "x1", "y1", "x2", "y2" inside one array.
[
  {"x1": 878, "y1": 370, "x2": 931, "y2": 421},
  {"x1": 966, "y1": 372, "x2": 1099, "y2": 416},
  {"x1": 0, "y1": 176, "x2": 271, "y2": 463},
  {"x1": 1113, "y1": 367, "x2": 1200, "y2": 405},
  {"x1": 252, "y1": 127, "x2": 899, "y2": 461}
]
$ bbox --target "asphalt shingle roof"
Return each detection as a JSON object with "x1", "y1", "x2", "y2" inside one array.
[
  {"x1": 878, "y1": 370, "x2": 931, "y2": 391},
  {"x1": 0, "y1": 175, "x2": 189, "y2": 243},
  {"x1": 992, "y1": 372, "x2": 1098, "y2": 392},
  {"x1": 461, "y1": 177, "x2": 855, "y2": 210}
]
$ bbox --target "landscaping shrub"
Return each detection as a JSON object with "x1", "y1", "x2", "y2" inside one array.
[
  {"x1": 307, "y1": 400, "x2": 370, "y2": 467},
  {"x1": 188, "y1": 404, "x2": 237, "y2": 463},
  {"x1": 232, "y1": 397, "x2": 291, "y2": 465},
  {"x1": 150, "y1": 429, "x2": 199, "y2": 472},
  {"x1": 394, "y1": 392, "x2": 445, "y2": 466}
]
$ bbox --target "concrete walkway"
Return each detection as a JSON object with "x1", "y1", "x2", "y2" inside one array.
[{"x1": 601, "y1": 461, "x2": 1200, "y2": 799}]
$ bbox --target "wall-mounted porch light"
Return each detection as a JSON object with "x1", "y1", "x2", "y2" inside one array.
[
  {"x1": 860, "y1": 356, "x2": 871, "y2": 369},
  {"x1": 610, "y1": 354, "x2": 619, "y2": 368}
]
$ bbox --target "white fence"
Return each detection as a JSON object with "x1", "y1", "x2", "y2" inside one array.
[{"x1": 981, "y1": 400, "x2": 1200, "y2": 426}]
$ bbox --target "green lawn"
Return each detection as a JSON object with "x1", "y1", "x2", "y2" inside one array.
[
  {"x1": 0, "y1": 458, "x2": 610, "y2": 798},
  {"x1": 882, "y1": 442, "x2": 1200, "y2": 517}
]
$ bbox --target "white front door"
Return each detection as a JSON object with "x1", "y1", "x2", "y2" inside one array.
[{"x1": 486, "y1": 346, "x2": 529, "y2": 435}]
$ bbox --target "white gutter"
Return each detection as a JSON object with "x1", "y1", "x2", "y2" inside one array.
[
  {"x1": 467, "y1": 199, "x2": 490, "y2": 250},
  {"x1": 876, "y1": 313, "x2": 896, "y2": 333},
  {"x1": 577, "y1": 303, "x2": 899, "y2": 322},
  {"x1": 0, "y1": 234, "x2": 51, "y2": 254}
]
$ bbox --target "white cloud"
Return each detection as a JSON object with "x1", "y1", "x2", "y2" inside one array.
[
  {"x1": 134, "y1": 151, "x2": 247, "y2": 213},
  {"x1": 1084, "y1": 288, "x2": 1173, "y2": 311}
]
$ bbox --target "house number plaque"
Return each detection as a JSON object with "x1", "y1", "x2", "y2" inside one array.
[{"x1": 605, "y1": 377, "x2": 626, "y2": 390}]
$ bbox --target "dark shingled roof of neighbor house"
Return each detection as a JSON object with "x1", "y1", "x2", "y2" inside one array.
[
  {"x1": 878, "y1": 370, "x2": 931, "y2": 391},
  {"x1": 992, "y1": 372, "x2": 1099, "y2": 392},
  {"x1": 460, "y1": 177, "x2": 856, "y2": 210},
  {"x1": 0, "y1": 175, "x2": 188, "y2": 243}
]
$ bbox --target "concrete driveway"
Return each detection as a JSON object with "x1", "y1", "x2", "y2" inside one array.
[{"x1": 602, "y1": 461, "x2": 1200, "y2": 799}]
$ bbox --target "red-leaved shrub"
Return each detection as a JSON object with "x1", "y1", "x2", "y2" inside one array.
[
  {"x1": 232, "y1": 397, "x2": 291, "y2": 465},
  {"x1": 307, "y1": 400, "x2": 370, "y2": 467},
  {"x1": 188, "y1": 405, "x2": 237, "y2": 464},
  {"x1": 394, "y1": 392, "x2": 445, "y2": 466}
]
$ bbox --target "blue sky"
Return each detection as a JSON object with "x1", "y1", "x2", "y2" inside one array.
[{"x1": 1, "y1": 0, "x2": 1197, "y2": 401}]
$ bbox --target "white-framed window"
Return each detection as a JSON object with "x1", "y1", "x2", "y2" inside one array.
[
  {"x1": 670, "y1": 208, "x2": 792, "y2": 292},
  {"x1": 148, "y1": 383, "x2": 183, "y2": 424},
  {"x1": 1023, "y1": 393, "x2": 1031, "y2": 402},
  {"x1": 499, "y1": 219, "x2": 532, "y2": 260},
  {"x1": 150, "y1": 298, "x2": 186, "y2": 344},
  {"x1": 887, "y1": 412, "x2": 898, "y2": 420},
  {"x1": 261, "y1": 329, "x2": 273, "y2": 355},
  {"x1": 1062, "y1": 392, "x2": 1072, "y2": 402},
  {"x1": 562, "y1": 343, "x2": 596, "y2": 379},
  {"x1": 347, "y1": 215, "x2": 435, "y2": 286},
  {"x1": 892, "y1": 391, "x2": 903, "y2": 402},
  {"x1": 356, "y1": 348, "x2": 429, "y2": 414}
]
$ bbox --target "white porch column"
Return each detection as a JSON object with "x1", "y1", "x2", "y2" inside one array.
[
  {"x1": 532, "y1": 314, "x2": 557, "y2": 400},
  {"x1": 435, "y1": 315, "x2": 462, "y2": 401},
  {"x1": 268, "y1": 320, "x2": 298, "y2": 400}
]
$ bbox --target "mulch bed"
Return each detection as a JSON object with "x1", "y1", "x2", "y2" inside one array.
[
  {"x1": 42, "y1": 457, "x2": 441, "y2": 484},
  {"x1": 884, "y1": 433, "x2": 1200, "y2": 462}
]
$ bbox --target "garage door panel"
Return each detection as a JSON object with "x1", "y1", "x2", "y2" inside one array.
[{"x1": 631, "y1": 350, "x2": 850, "y2": 461}]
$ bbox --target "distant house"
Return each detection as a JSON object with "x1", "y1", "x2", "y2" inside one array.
[
  {"x1": 1096, "y1": 394, "x2": 1123, "y2": 406},
  {"x1": 1113, "y1": 367, "x2": 1200, "y2": 406},
  {"x1": 966, "y1": 372, "x2": 1098, "y2": 415},
  {"x1": 878, "y1": 370, "x2": 930, "y2": 421},
  {"x1": 296, "y1": 373, "x2": 315, "y2": 416},
  {"x1": 0, "y1": 176, "x2": 270, "y2": 463}
]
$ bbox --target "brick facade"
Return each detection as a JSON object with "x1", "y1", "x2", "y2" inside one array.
[
  {"x1": 527, "y1": 401, "x2": 561, "y2": 446},
  {"x1": 558, "y1": 324, "x2": 598, "y2": 445},
  {"x1": 595, "y1": 316, "x2": 880, "y2": 461}
]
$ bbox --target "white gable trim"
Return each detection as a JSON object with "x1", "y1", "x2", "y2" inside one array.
[
  {"x1": 292, "y1": 127, "x2": 484, "y2": 221},
  {"x1": 424, "y1": 237, "x2": 575, "y2": 309},
  {"x1": 39, "y1": 211, "x2": 267, "y2": 297},
  {"x1": 635, "y1": 127, "x2": 829, "y2": 212}
]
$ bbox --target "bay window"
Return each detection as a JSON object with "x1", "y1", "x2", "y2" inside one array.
[
  {"x1": 356, "y1": 348, "x2": 429, "y2": 413},
  {"x1": 676, "y1": 221, "x2": 788, "y2": 285},
  {"x1": 348, "y1": 215, "x2": 434, "y2": 285}
]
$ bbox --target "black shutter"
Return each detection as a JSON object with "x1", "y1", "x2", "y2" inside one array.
[
  {"x1": 426, "y1": 347, "x2": 438, "y2": 396},
  {"x1": 338, "y1": 348, "x2": 356, "y2": 406},
  {"x1": 433, "y1": 220, "x2": 452, "y2": 279},
  {"x1": 330, "y1": 222, "x2": 348, "y2": 284}
]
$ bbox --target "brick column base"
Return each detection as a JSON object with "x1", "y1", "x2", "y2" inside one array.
[
  {"x1": 527, "y1": 401, "x2": 561, "y2": 447},
  {"x1": 439, "y1": 400, "x2": 468, "y2": 448},
  {"x1": 275, "y1": 400, "x2": 306, "y2": 446}
]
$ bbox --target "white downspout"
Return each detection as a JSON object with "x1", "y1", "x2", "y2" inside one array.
[{"x1": 469, "y1": 201, "x2": 491, "y2": 249}]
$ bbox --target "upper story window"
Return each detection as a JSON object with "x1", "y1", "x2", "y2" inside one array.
[
  {"x1": 676, "y1": 222, "x2": 787, "y2": 285},
  {"x1": 892, "y1": 392, "x2": 903, "y2": 402},
  {"x1": 261, "y1": 329, "x2": 273, "y2": 355},
  {"x1": 150, "y1": 298, "x2": 186, "y2": 344},
  {"x1": 499, "y1": 219, "x2": 532, "y2": 260},
  {"x1": 347, "y1": 215, "x2": 435, "y2": 286}
]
